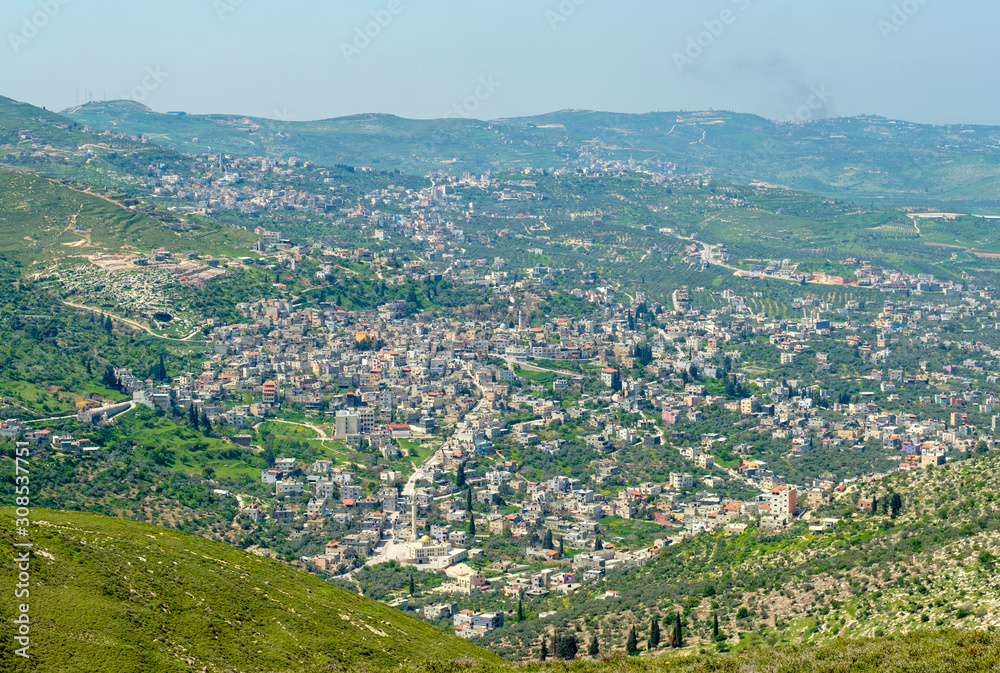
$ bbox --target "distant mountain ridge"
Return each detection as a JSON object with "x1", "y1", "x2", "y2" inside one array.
[{"x1": 56, "y1": 98, "x2": 1000, "y2": 202}]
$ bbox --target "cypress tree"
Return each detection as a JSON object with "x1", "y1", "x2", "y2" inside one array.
[
  {"x1": 594, "y1": 537, "x2": 602, "y2": 551},
  {"x1": 539, "y1": 638, "x2": 547, "y2": 661},
  {"x1": 543, "y1": 529, "x2": 554, "y2": 550},
  {"x1": 456, "y1": 461, "x2": 465, "y2": 487},
  {"x1": 468, "y1": 513, "x2": 476, "y2": 536},
  {"x1": 558, "y1": 536, "x2": 565, "y2": 557},
  {"x1": 556, "y1": 633, "x2": 577, "y2": 660},
  {"x1": 466, "y1": 487, "x2": 472, "y2": 512},
  {"x1": 517, "y1": 595, "x2": 523, "y2": 622},
  {"x1": 156, "y1": 353, "x2": 167, "y2": 381},
  {"x1": 672, "y1": 612, "x2": 683, "y2": 648},
  {"x1": 588, "y1": 633, "x2": 599, "y2": 657},
  {"x1": 890, "y1": 493, "x2": 903, "y2": 518},
  {"x1": 201, "y1": 410, "x2": 212, "y2": 434},
  {"x1": 626, "y1": 625, "x2": 638, "y2": 656},
  {"x1": 189, "y1": 404, "x2": 199, "y2": 430},
  {"x1": 408, "y1": 574, "x2": 415, "y2": 596},
  {"x1": 649, "y1": 616, "x2": 660, "y2": 649},
  {"x1": 713, "y1": 613, "x2": 719, "y2": 640}
]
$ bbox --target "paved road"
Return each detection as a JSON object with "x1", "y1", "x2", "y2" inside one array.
[
  {"x1": 402, "y1": 445, "x2": 444, "y2": 497},
  {"x1": 364, "y1": 359, "x2": 496, "y2": 566},
  {"x1": 106, "y1": 401, "x2": 138, "y2": 424},
  {"x1": 655, "y1": 326, "x2": 688, "y2": 360},
  {"x1": 24, "y1": 401, "x2": 138, "y2": 425},
  {"x1": 23, "y1": 414, "x2": 78, "y2": 423},
  {"x1": 62, "y1": 301, "x2": 206, "y2": 342},
  {"x1": 504, "y1": 355, "x2": 585, "y2": 380},
  {"x1": 266, "y1": 418, "x2": 334, "y2": 441}
]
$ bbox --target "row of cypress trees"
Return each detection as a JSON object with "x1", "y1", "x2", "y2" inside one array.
[{"x1": 541, "y1": 611, "x2": 711, "y2": 660}]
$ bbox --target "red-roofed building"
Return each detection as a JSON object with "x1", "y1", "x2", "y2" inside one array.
[{"x1": 262, "y1": 380, "x2": 279, "y2": 404}]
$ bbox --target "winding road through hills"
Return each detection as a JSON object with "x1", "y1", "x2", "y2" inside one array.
[{"x1": 62, "y1": 300, "x2": 206, "y2": 342}]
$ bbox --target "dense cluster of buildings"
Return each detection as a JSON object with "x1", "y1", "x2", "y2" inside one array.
[{"x1": 91, "y1": 272, "x2": 1000, "y2": 589}]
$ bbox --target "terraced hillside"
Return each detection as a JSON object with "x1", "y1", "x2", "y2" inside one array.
[
  {"x1": 0, "y1": 506, "x2": 997, "y2": 673},
  {"x1": 483, "y1": 451, "x2": 1000, "y2": 660},
  {"x1": 512, "y1": 630, "x2": 1000, "y2": 672},
  {"x1": 0, "y1": 509, "x2": 501, "y2": 672},
  {"x1": 0, "y1": 169, "x2": 254, "y2": 268}
]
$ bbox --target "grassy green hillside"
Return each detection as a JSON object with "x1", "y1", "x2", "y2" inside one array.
[
  {"x1": 62, "y1": 101, "x2": 532, "y2": 173},
  {"x1": 520, "y1": 630, "x2": 1000, "y2": 672},
  {"x1": 0, "y1": 95, "x2": 190, "y2": 191},
  {"x1": 0, "y1": 505, "x2": 994, "y2": 673},
  {"x1": 0, "y1": 509, "x2": 500, "y2": 672},
  {"x1": 0, "y1": 169, "x2": 255, "y2": 267},
  {"x1": 0, "y1": 95, "x2": 90, "y2": 149},
  {"x1": 505, "y1": 630, "x2": 1000, "y2": 672}
]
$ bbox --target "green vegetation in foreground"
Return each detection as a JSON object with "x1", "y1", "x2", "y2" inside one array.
[
  {"x1": 495, "y1": 629, "x2": 1000, "y2": 672},
  {"x1": 482, "y1": 451, "x2": 1000, "y2": 660},
  {"x1": 0, "y1": 509, "x2": 500, "y2": 672},
  {"x1": 0, "y1": 511, "x2": 996, "y2": 673}
]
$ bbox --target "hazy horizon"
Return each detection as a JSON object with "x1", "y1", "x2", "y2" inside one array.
[
  {"x1": 53, "y1": 97, "x2": 992, "y2": 129},
  {"x1": 2, "y1": 0, "x2": 998, "y2": 126}
]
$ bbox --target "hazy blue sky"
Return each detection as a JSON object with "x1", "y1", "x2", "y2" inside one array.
[{"x1": 1, "y1": 0, "x2": 995, "y2": 124}]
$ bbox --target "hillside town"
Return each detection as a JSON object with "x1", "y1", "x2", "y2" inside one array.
[
  {"x1": 10, "y1": 234, "x2": 991, "y2": 637},
  {"x1": 10, "y1": 124, "x2": 1000, "y2": 643}
]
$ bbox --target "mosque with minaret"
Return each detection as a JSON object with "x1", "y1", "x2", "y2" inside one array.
[{"x1": 402, "y1": 496, "x2": 468, "y2": 568}]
